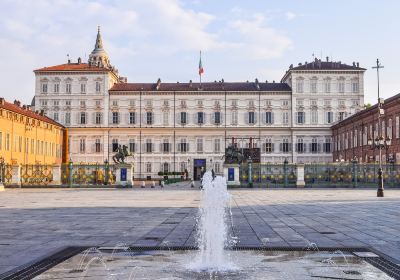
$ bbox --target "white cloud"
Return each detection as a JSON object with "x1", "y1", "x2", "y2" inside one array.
[{"x1": 285, "y1": 11, "x2": 296, "y2": 20}]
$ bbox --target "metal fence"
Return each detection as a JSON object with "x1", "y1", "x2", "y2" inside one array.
[
  {"x1": 0, "y1": 164, "x2": 12, "y2": 184},
  {"x1": 20, "y1": 165, "x2": 53, "y2": 186},
  {"x1": 240, "y1": 163, "x2": 297, "y2": 187},
  {"x1": 61, "y1": 163, "x2": 117, "y2": 187},
  {"x1": 305, "y1": 163, "x2": 400, "y2": 188}
]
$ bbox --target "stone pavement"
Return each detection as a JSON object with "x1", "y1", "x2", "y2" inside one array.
[{"x1": 0, "y1": 187, "x2": 400, "y2": 275}]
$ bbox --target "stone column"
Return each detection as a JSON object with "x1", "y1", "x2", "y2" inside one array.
[
  {"x1": 52, "y1": 165, "x2": 62, "y2": 185},
  {"x1": 115, "y1": 164, "x2": 133, "y2": 187},
  {"x1": 296, "y1": 164, "x2": 305, "y2": 188},
  {"x1": 11, "y1": 165, "x2": 21, "y2": 187}
]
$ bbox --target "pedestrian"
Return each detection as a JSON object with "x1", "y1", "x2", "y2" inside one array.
[
  {"x1": 190, "y1": 180, "x2": 195, "y2": 188},
  {"x1": 141, "y1": 181, "x2": 145, "y2": 188},
  {"x1": 151, "y1": 180, "x2": 155, "y2": 188},
  {"x1": 161, "y1": 181, "x2": 165, "y2": 188}
]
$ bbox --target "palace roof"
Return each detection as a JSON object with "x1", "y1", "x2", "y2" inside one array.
[
  {"x1": 0, "y1": 98, "x2": 63, "y2": 127},
  {"x1": 34, "y1": 62, "x2": 113, "y2": 72},
  {"x1": 109, "y1": 81, "x2": 291, "y2": 92}
]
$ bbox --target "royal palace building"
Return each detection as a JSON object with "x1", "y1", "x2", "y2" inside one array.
[{"x1": 33, "y1": 28, "x2": 366, "y2": 179}]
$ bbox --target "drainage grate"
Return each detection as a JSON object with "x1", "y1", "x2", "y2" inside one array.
[
  {"x1": 0, "y1": 246, "x2": 88, "y2": 280},
  {"x1": 1, "y1": 246, "x2": 399, "y2": 280}
]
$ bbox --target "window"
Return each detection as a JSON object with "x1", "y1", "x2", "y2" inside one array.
[
  {"x1": 231, "y1": 111, "x2": 238, "y2": 125},
  {"x1": 296, "y1": 79, "x2": 304, "y2": 93},
  {"x1": 5, "y1": 134, "x2": 10, "y2": 150},
  {"x1": 65, "y1": 100, "x2": 71, "y2": 106},
  {"x1": 197, "y1": 112, "x2": 204, "y2": 124},
  {"x1": 112, "y1": 139, "x2": 118, "y2": 152},
  {"x1": 163, "y1": 100, "x2": 169, "y2": 107},
  {"x1": 338, "y1": 100, "x2": 345, "y2": 107},
  {"x1": 179, "y1": 139, "x2": 188, "y2": 152},
  {"x1": 53, "y1": 100, "x2": 59, "y2": 106},
  {"x1": 296, "y1": 138, "x2": 304, "y2": 153},
  {"x1": 129, "y1": 99, "x2": 136, "y2": 107},
  {"x1": 214, "y1": 163, "x2": 221, "y2": 174},
  {"x1": 352, "y1": 100, "x2": 359, "y2": 106},
  {"x1": 296, "y1": 112, "x2": 305, "y2": 124},
  {"x1": 265, "y1": 112, "x2": 273, "y2": 124},
  {"x1": 41, "y1": 83, "x2": 48, "y2": 93},
  {"x1": 146, "y1": 112, "x2": 153, "y2": 125},
  {"x1": 66, "y1": 83, "x2": 71, "y2": 94},
  {"x1": 282, "y1": 138, "x2": 290, "y2": 153},
  {"x1": 180, "y1": 162, "x2": 187, "y2": 172},
  {"x1": 310, "y1": 78, "x2": 317, "y2": 93},
  {"x1": 324, "y1": 138, "x2": 331, "y2": 153},
  {"x1": 129, "y1": 112, "x2": 136, "y2": 124},
  {"x1": 214, "y1": 112, "x2": 221, "y2": 124},
  {"x1": 80, "y1": 83, "x2": 86, "y2": 94},
  {"x1": 324, "y1": 99, "x2": 331, "y2": 106},
  {"x1": 338, "y1": 79, "x2": 345, "y2": 93},
  {"x1": 112, "y1": 112, "x2": 119, "y2": 124},
  {"x1": 197, "y1": 138, "x2": 203, "y2": 152},
  {"x1": 324, "y1": 78, "x2": 331, "y2": 93},
  {"x1": 265, "y1": 99, "x2": 272, "y2": 106},
  {"x1": 311, "y1": 138, "x2": 318, "y2": 153},
  {"x1": 146, "y1": 163, "x2": 152, "y2": 173},
  {"x1": 163, "y1": 111, "x2": 169, "y2": 126},
  {"x1": 95, "y1": 100, "x2": 101, "y2": 107},
  {"x1": 248, "y1": 112, "x2": 255, "y2": 124},
  {"x1": 54, "y1": 83, "x2": 60, "y2": 93},
  {"x1": 65, "y1": 112, "x2": 71, "y2": 125},
  {"x1": 282, "y1": 100, "x2": 289, "y2": 106},
  {"x1": 146, "y1": 139, "x2": 153, "y2": 153},
  {"x1": 95, "y1": 112, "x2": 102, "y2": 125},
  {"x1": 80, "y1": 112, "x2": 86, "y2": 124},
  {"x1": 396, "y1": 116, "x2": 400, "y2": 139},
  {"x1": 310, "y1": 99, "x2": 317, "y2": 106},
  {"x1": 311, "y1": 110, "x2": 318, "y2": 124},
  {"x1": 231, "y1": 100, "x2": 238, "y2": 107},
  {"x1": 129, "y1": 139, "x2": 135, "y2": 153},
  {"x1": 214, "y1": 139, "x2": 220, "y2": 153},
  {"x1": 180, "y1": 100, "x2": 186, "y2": 107},
  {"x1": 338, "y1": 112, "x2": 346, "y2": 121},
  {"x1": 352, "y1": 81, "x2": 359, "y2": 93},
  {"x1": 162, "y1": 140, "x2": 170, "y2": 153},
  {"x1": 296, "y1": 99, "x2": 303, "y2": 106},
  {"x1": 95, "y1": 82, "x2": 101, "y2": 93},
  {"x1": 95, "y1": 139, "x2": 101, "y2": 153},
  {"x1": 163, "y1": 163, "x2": 169, "y2": 173},
  {"x1": 326, "y1": 112, "x2": 333, "y2": 124},
  {"x1": 282, "y1": 112, "x2": 289, "y2": 124},
  {"x1": 180, "y1": 112, "x2": 187, "y2": 125},
  {"x1": 146, "y1": 100, "x2": 152, "y2": 107},
  {"x1": 41, "y1": 100, "x2": 48, "y2": 106},
  {"x1": 264, "y1": 139, "x2": 273, "y2": 153},
  {"x1": 79, "y1": 139, "x2": 85, "y2": 153},
  {"x1": 53, "y1": 112, "x2": 59, "y2": 122},
  {"x1": 112, "y1": 100, "x2": 118, "y2": 106},
  {"x1": 80, "y1": 100, "x2": 86, "y2": 107}
]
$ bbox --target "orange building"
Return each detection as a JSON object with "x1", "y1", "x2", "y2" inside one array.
[{"x1": 0, "y1": 98, "x2": 66, "y2": 165}]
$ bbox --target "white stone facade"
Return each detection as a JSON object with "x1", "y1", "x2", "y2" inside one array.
[{"x1": 32, "y1": 30, "x2": 366, "y2": 179}]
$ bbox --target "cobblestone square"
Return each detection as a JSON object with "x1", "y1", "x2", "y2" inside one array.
[{"x1": 0, "y1": 187, "x2": 399, "y2": 275}]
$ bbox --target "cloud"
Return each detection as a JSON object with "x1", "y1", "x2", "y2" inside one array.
[{"x1": 285, "y1": 11, "x2": 296, "y2": 20}]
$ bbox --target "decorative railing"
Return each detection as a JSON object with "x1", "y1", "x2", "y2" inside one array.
[
  {"x1": 20, "y1": 164, "x2": 53, "y2": 186},
  {"x1": 240, "y1": 163, "x2": 297, "y2": 187},
  {"x1": 61, "y1": 163, "x2": 117, "y2": 187}
]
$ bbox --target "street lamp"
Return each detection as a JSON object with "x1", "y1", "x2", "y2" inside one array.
[{"x1": 368, "y1": 136, "x2": 391, "y2": 197}]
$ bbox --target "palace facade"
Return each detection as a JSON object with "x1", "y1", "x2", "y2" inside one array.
[
  {"x1": 0, "y1": 98, "x2": 66, "y2": 165},
  {"x1": 33, "y1": 28, "x2": 366, "y2": 179}
]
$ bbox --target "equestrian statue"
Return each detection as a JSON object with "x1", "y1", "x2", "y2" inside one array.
[{"x1": 112, "y1": 145, "x2": 133, "y2": 164}]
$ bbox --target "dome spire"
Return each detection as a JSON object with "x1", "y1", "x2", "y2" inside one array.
[{"x1": 88, "y1": 26, "x2": 110, "y2": 67}]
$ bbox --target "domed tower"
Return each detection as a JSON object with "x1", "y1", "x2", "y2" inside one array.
[{"x1": 88, "y1": 26, "x2": 111, "y2": 68}]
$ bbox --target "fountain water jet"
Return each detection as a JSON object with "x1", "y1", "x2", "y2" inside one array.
[{"x1": 189, "y1": 171, "x2": 235, "y2": 271}]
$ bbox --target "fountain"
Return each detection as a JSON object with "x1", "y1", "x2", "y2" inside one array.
[{"x1": 9, "y1": 171, "x2": 398, "y2": 279}]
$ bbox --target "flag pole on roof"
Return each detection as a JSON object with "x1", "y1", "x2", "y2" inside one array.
[{"x1": 199, "y1": 50, "x2": 204, "y2": 87}]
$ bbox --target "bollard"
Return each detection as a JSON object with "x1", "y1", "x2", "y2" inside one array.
[
  {"x1": 151, "y1": 180, "x2": 155, "y2": 188},
  {"x1": 141, "y1": 181, "x2": 145, "y2": 188},
  {"x1": 190, "y1": 180, "x2": 195, "y2": 188}
]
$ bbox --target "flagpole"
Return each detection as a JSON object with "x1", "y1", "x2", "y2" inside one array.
[{"x1": 199, "y1": 50, "x2": 202, "y2": 87}]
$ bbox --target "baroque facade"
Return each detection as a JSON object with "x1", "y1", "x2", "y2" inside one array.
[{"x1": 33, "y1": 28, "x2": 366, "y2": 179}]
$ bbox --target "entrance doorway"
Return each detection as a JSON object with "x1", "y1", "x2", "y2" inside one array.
[{"x1": 193, "y1": 159, "x2": 206, "y2": 180}]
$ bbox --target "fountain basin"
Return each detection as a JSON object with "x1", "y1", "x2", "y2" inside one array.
[{"x1": 4, "y1": 247, "x2": 397, "y2": 280}]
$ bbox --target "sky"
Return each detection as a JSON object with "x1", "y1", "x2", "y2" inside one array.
[{"x1": 0, "y1": 0, "x2": 399, "y2": 105}]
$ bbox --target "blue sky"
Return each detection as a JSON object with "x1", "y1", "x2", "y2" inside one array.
[{"x1": 0, "y1": 0, "x2": 398, "y2": 104}]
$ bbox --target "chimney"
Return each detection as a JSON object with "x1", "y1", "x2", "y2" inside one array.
[
  {"x1": 353, "y1": 62, "x2": 356, "y2": 67},
  {"x1": 13, "y1": 100, "x2": 21, "y2": 107},
  {"x1": 39, "y1": 109, "x2": 45, "y2": 116},
  {"x1": 221, "y1": 78, "x2": 224, "y2": 83},
  {"x1": 77, "y1": 57, "x2": 82, "y2": 64},
  {"x1": 0, "y1": 97, "x2": 4, "y2": 105},
  {"x1": 156, "y1": 78, "x2": 161, "y2": 90},
  {"x1": 326, "y1": 56, "x2": 329, "y2": 62},
  {"x1": 189, "y1": 79, "x2": 192, "y2": 87},
  {"x1": 356, "y1": 62, "x2": 359, "y2": 67},
  {"x1": 22, "y1": 105, "x2": 26, "y2": 110}
]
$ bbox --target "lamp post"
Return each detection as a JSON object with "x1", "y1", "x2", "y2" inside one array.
[{"x1": 368, "y1": 136, "x2": 391, "y2": 197}]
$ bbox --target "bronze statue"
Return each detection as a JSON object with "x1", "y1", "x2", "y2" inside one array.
[
  {"x1": 222, "y1": 143, "x2": 244, "y2": 164},
  {"x1": 112, "y1": 145, "x2": 132, "y2": 164}
]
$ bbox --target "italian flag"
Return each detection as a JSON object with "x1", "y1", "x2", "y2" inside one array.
[{"x1": 199, "y1": 51, "x2": 204, "y2": 75}]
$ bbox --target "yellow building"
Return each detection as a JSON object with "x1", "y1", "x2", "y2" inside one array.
[{"x1": 0, "y1": 98, "x2": 66, "y2": 165}]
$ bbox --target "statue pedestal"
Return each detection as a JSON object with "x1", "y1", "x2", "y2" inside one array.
[
  {"x1": 223, "y1": 164, "x2": 240, "y2": 187},
  {"x1": 296, "y1": 164, "x2": 306, "y2": 188},
  {"x1": 115, "y1": 164, "x2": 133, "y2": 187}
]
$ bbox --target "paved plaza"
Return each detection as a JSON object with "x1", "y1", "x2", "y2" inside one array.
[{"x1": 0, "y1": 186, "x2": 400, "y2": 275}]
